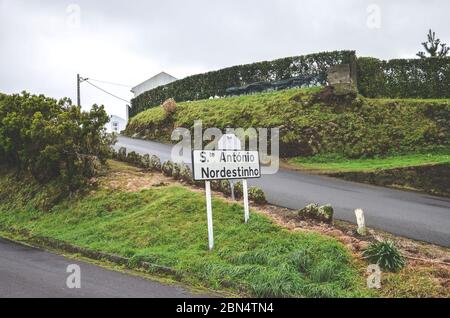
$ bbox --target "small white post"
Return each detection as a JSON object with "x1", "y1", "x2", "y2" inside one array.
[
  {"x1": 355, "y1": 208, "x2": 367, "y2": 236},
  {"x1": 205, "y1": 181, "x2": 214, "y2": 250},
  {"x1": 243, "y1": 180, "x2": 250, "y2": 223}
]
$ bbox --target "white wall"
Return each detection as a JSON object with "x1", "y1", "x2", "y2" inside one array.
[{"x1": 106, "y1": 115, "x2": 127, "y2": 134}]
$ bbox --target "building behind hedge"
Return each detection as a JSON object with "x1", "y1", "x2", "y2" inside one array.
[{"x1": 131, "y1": 72, "x2": 178, "y2": 98}]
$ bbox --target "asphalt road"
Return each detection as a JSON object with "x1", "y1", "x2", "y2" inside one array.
[
  {"x1": 116, "y1": 136, "x2": 450, "y2": 247},
  {"x1": 0, "y1": 238, "x2": 207, "y2": 298}
]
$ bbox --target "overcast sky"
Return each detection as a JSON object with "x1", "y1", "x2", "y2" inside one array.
[{"x1": 1, "y1": 0, "x2": 449, "y2": 119}]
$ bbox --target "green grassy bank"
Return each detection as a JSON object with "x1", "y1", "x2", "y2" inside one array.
[
  {"x1": 288, "y1": 148, "x2": 450, "y2": 172},
  {"x1": 125, "y1": 87, "x2": 450, "y2": 160},
  {"x1": 0, "y1": 165, "x2": 371, "y2": 298}
]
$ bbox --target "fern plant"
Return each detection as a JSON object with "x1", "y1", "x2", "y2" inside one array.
[{"x1": 363, "y1": 240, "x2": 406, "y2": 272}]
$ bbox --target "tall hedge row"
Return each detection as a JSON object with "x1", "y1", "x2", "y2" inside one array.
[
  {"x1": 357, "y1": 57, "x2": 450, "y2": 99},
  {"x1": 130, "y1": 50, "x2": 356, "y2": 117}
]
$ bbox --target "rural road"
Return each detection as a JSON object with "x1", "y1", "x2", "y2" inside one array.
[
  {"x1": 0, "y1": 238, "x2": 208, "y2": 298},
  {"x1": 116, "y1": 136, "x2": 450, "y2": 247}
]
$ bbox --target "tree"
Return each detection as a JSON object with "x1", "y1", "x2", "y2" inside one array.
[{"x1": 417, "y1": 29, "x2": 449, "y2": 58}]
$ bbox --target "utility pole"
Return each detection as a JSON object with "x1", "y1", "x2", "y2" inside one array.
[{"x1": 77, "y1": 74, "x2": 81, "y2": 107}]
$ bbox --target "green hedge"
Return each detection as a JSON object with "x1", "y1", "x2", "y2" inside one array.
[
  {"x1": 357, "y1": 57, "x2": 450, "y2": 99},
  {"x1": 130, "y1": 50, "x2": 356, "y2": 117}
]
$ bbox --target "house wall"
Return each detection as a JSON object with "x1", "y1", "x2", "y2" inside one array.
[{"x1": 106, "y1": 116, "x2": 127, "y2": 134}]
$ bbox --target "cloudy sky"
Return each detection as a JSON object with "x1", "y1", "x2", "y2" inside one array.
[{"x1": 1, "y1": 0, "x2": 449, "y2": 118}]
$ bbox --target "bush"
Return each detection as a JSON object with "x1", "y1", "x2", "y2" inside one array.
[
  {"x1": 126, "y1": 151, "x2": 142, "y2": 166},
  {"x1": 117, "y1": 147, "x2": 127, "y2": 161},
  {"x1": 0, "y1": 92, "x2": 112, "y2": 191},
  {"x1": 363, "y1": 240, "x2": 406, "y2": 272},
  {"x1": 161, "y1": 160, "x2": 174, "y2": 177},
  {"x1": 211, "y1": 180, "x2": 221, "y2": 191},
  {"x1": 179, "y1": 165, "x2": 194, "y2": 184},
  {"x1": 150, "y1": 155, "x2": 162, "y2": 171},
  {"x1": 172, "y1": 163, "x2": 182, "y2": 180},
  {"x1": 130, "y1": 50, "x2": 356, "y2": 116},
  {"x1": 317, "y1": 204, "x2": 334, "y2": 223},
  {"x1": 194, "y1": 179, "x2": 205, "y2": 188},
  {"x1": 220, "y1": 180, "x2": 232, "y2": 197},
  {"x1": 357, "y1": 56, "x2": 450, "y2": 98},
  {"x1": 298, "y1": 203, "x2": 334, "y2": 224},
  {"x1": 142, "y1": 154, "x2": 151, "y2": 169},
  {"x1": 233, "y1": 181, "x2": 243, "y2": 199},
  {"x1": 248, "y1": 186, "x2": 267, "y2": 205}
]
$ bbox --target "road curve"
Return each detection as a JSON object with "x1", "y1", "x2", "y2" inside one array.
[
  {"x1": 116, "y1": 136, "x2": 450, "y2": 247},
  {"x1": 0, "y1": 238, "x2": 208, "y2": 298}
]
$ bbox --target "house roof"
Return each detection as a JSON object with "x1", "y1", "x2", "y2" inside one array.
[{"x1": 132, "y1": 72, "x2": 178, "y2": 91}]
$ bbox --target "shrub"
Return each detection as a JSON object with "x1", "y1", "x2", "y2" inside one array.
[
  {"x1": 363, "y1": 240, "x2": 406, "y2": 272},
  {"x1": 130, "y1": 50, "x2": 356, "y2": 116},
  {"x1": 194, "y1": 180, "x2": 205, "y2": 188},
  {"x1": 179, "y1": 165, "x2": 194, "y2": 184},
  {"x1": 117, "y1": 147, "x2": 127, "y2": 161},
  {"x1": 298, "y1": 203, "x2": 334, "y2": 224},
  {"x1": 142, "y1": 154, "x2": 151, "y2": 170},
  {"x1": 220, "y1": 180, "x2": 232, "y2": 197},
  {"x1": 172, "y1": 163, "x2": 182, "y2": 180},
  {"x1": 126, "y1": 151, "x2": 142, "y2": 166},
  {"x1": 150, "y1": 155, "x2": 162, "y2": 171},
  {"x1": 233, "y1": 181, "x2": 243, "y2": 199},
  {"x1": 317, "y1": 204, "x2": 334, "y2": 223},
  {"x1": 161, "y1": 161, "x2": 174, "y2": 177},
  {"x1": 298, "y1": 204, "x2": 319, "y2": 219},
  {"x1": 211, "y1": 180, "x2": 221, "y2": 191},
  {"x1": 248, "y1": 186, "x2": 267, "y2": 205},
  {"x1": 0, "y1": 92, "x2": 112, "y2": 191}
]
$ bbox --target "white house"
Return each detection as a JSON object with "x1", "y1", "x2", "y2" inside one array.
[
  {"x1": 131, "y1": 72, "x2": 178, "y2": 98},
  {"x1": 106, "y1": 115, "x2": 127, "y2": 134}
]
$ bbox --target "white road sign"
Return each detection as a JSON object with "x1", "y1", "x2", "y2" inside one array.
[{"x1": 192, "y1": 150, "x2": 261, "y2": 181}]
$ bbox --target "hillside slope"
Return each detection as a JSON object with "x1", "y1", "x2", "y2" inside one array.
[
  {"x1": 0, "y1": 162, "x2": 371, "y2": 298},
  {"x1": 125, "y1": 87, "x2": 450, "y2": 159}
]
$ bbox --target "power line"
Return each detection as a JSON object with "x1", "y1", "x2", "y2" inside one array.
[
  {"x1": 86, "y1": 78, "x2": 132, "y2": 88},
  {"x1": 84, "y1": 80, "x2": 130, "y2": 104}
]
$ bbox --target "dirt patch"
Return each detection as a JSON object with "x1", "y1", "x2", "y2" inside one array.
[{"x1": 98, "y1": 161, "x2": 176, "y2": 192}]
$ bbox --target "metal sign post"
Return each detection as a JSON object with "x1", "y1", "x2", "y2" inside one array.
[
  {"x1": 205, "y1": 181, "x2": 214, "y2": 250},
  {"x1": 243, "y1": 179, "x2": 250, "y2": 223}
]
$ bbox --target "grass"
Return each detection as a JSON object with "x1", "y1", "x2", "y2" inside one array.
[
  {"x1": 127, "y1": 87, "x2": 321, "y2": 142},
  {"x1": 125, "y1": 87, "x2": 450, "y2": 160},
  {"x1": 0, "y1": 166, "x2": 372, "y2": 298},
  {"x1": 287, "y1": 148, "x2": 450, "y2": 173}
]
